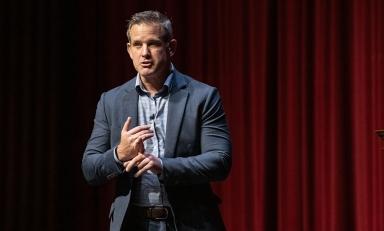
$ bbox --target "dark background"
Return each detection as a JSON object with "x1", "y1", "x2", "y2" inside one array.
[{"x1": 1, "y1": 0, "x2": 384, "y2": 230}]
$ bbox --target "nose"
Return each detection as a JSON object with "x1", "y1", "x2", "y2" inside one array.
[{"x1": 141, "y1": 44, "x2": 150, "y2": 57}]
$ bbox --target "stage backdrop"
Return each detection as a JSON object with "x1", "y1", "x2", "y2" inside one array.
[{"x1": 2, "y1": 0, "x2": 383, "y2": 230}]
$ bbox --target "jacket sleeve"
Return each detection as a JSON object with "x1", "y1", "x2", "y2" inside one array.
[
  {"x1": 81, "y1": 93, "x2": 124, "y2": 186},
  {"x1": 160, "y1": 88, "x2": 232, "y2": 185}
]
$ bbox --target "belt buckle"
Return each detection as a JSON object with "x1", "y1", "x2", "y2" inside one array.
[{"x1": 148, "y1": 207, "x2": 169, "y2": 220}]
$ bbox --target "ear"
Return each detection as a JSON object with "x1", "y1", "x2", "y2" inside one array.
[
  {"x1": 127, "y1": 42, "x2": 133, "y2": 59},
  {"x1": 168, "y1": 39, "x2": 177, "y2": 57}
]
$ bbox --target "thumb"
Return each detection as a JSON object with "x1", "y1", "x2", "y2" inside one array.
[{"x1": 122, "y1": 117, "x2": 131, "y2": 132}]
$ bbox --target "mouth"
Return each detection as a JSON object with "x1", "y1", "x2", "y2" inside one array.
[{"x1": 140, "y1": 61, "x2": 152, "y2": 68}]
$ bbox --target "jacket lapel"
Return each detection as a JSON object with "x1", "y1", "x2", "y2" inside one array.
[
  {"x1": 165, "y1": 72, "x2": 189, "y2": 157},
  {"x1": 120, "y1": 80, "x2": 139, "y2": 129}
]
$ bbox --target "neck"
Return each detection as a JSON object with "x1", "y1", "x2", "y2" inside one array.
[
  {"x1": 140, "y1": 68, "x2": 171, "y2": 96},
  {"x1": 141, "y1": 77, "x2": 164, "y2": 96}
]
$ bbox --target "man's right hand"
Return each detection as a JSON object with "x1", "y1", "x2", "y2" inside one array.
[{"x1": 116, "y1": 117, "x2": 154, "y2": 162}]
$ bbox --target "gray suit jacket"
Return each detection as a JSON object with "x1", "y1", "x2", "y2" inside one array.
[{"x1": 82, "y1": 69, "x2": 232, "y2": 230}]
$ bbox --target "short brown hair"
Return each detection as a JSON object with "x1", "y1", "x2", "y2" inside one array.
[{"x1": 127, "y1": 11, "x2": 173, "y2": 42}]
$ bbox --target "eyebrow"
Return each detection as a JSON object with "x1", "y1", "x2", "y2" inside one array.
[
  {"x1": 131, "y1": 38, "x2": 164, "y2": 46},
  {"x1": 133, "y1": 38, "x2": 162, "y2": 42}
]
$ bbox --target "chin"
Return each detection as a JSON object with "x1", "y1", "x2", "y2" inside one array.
[
  {"x1": 137, "y1": 68, "x2": 152, "y2": 75},
  {"x1": 139, "y1": 71, "x2": 156, "y2": 78}
]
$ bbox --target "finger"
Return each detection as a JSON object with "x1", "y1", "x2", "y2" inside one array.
[
  {"x1": 127, "y1": 124, "x2": 152, "y2": 136},
  {"x1": 129, "y1": 132, "x2": 153, "y2": 148},
  {"x1": 123, "y1": 130, "x2": 149, "y2": 147},
  {"x1": 124, "y1": 153, "x2": 140, "y2": 171},
  {"x1": 137, "y1": 156, "x2": 151, "y2": 169},
  {"x1": 122, "y1": 117, "x2": 131, "y2": 132},
  {"x1": 133, "y1": 136, "x2": 142, "y2": 146},
  {"x1": 139, "y1": 133, "x2": 154, "y2": 141},
  {"x1": 131, "y1": 129, "x2": 154, "y2": 141},
  {"x1": 125, "y1": 159, "x2": 137, "y2": 172},
  {"x1": 132, "y1": 133, "x2": 154, "y2": 147},
  {"x1": 134, "y1": 163, "x2": 153, "y2": 177},
  {"x1": 125, "y1": 154, "x2": 145, "y2": 172},
  {"x1": 123, "y1": 160, "x2": 132, "y2": 167}
]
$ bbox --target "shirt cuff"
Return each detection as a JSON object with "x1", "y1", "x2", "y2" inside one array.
[
  {"x1": 113, "y1": 147, "x2": 124, "y2": 166},
  {"x1": 157, "y1": 158, "x2": 164, "y2": 177}
]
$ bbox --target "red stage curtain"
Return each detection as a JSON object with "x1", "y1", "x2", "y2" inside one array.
[
  {"x1": 77, "y1": 1, "x2": 384, "y2": 230},
  {"x1": 2, "y1": 0, "x2": 383, "y2": 230}
]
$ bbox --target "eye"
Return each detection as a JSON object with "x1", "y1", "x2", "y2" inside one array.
[
  {"x1": 132, "y1": 42, "x2": 142, "y2": 48},
  {"x1": 148, "y1": 40, "x2": 163, "y2": 48}
]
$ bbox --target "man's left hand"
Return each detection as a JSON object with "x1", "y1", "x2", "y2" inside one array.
[{"x1": 123, "y1": 153, "x2": 163, "y2": 177}]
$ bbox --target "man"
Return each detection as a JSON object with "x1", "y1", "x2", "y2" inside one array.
[{"x1": 82, "y1": 10, "x2": 232, "y2": 231}]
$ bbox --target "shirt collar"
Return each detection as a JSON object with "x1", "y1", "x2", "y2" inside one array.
[{"x1": 135, "y1": 64, "x2": 174, "y2": 97}]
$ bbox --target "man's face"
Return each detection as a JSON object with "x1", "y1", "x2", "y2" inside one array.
[{"x1": 127, "y1": 23, "x2": 175, "y2": 79}]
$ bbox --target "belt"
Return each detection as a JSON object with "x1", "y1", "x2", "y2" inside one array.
[{"x1": 130, "y1": 206, "x2": 169, "y2": 221}]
